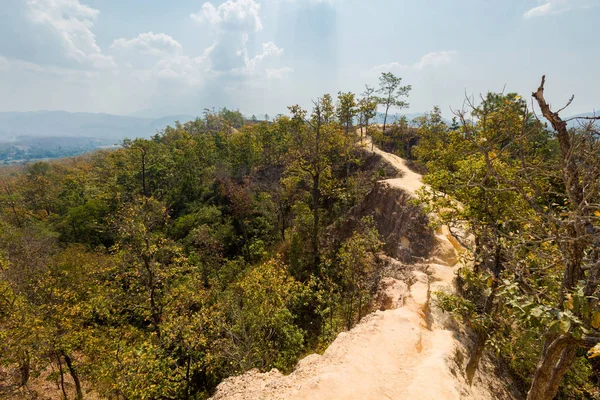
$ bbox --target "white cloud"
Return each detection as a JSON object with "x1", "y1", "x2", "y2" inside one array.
[
  {"x1": 524, "y1": 2, "x2": 553, "y2": 17},
  {"x1": 370, "y1": 61, "x2": 408, "y2": 72},
  {"x1": 523, "y1": 0, "x2": 592, "y2": 18},
  {"x1": 25, "y1": 0, "x2": 115, "y2": 69},
  {"x1": 279, "y1": 0, "x2": 339, "y2": 4},
  {"x1": 266, "y1": 67, "x2": 293, "y2": 79},
  {"x1": 190, "y1": 0, "x2": 263, "y2": 32},
  {"x1": 414, "y1": 51, "x2": 457, "y2": 69},
  {"x1": 111, "y1": 32, "x2": 183, "y2": 57},
  {"x1": 102, "y1": 0, "x2": 289, "y2": 94},
  {"x1": 243, "y1": 41, "x2": 284, "y2": 75},
  {"x1": 192, "y1": 0, "x2": 265, "y2": 72},
  {"x1": 190, "y1": 0, "x2": 290, "y2": 81},
  {"x1": 0, "y1": 0, "x2": 292, "y2": 114},
  {"x1": 153, "y1": 56, "x2": 204, "y2": 82},
  {"x1": 369, "y1": 51, "x2": 457, "y2": 75},
  {"x1": 110, "y1": 32, "x2": 212, "y2": 85}
]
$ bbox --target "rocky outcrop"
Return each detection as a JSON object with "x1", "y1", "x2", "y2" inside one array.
[{"x1": 355, "y1": 181, "x2": 436, "y2": 262}]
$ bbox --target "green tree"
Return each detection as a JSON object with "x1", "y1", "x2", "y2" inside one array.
[
  {"x1": 217, "y1": 259, "x2": 304, "y2": 373},
  {"x1": 358, "y1": 85, "x2": 378, "y2": 146},
  {"x1": 338, "y1": 217, "x2": 382, "y2": 329},
  {"x1": 286, "y1": 98, "x2": 344, "y2": 275},
  {"x1": 416, "y1": 92, "x2": 547, "y2": 382},
  {"x1": 524, "y1": 77, "x2": 600, "y2": 400},
  {"x1": 375, "y1": 72, "x2": 411, "y2": 135},
  {"x1": 337, "y1": 91, "x2": 358, "y2": 180},
  {"x1": 418, "y1": 81, "x2": 600, "y2": 399},
  {"x1": 337, "y1": 91, "x2": 357, "y2": 139},
  {"x1": 111, "y1": 196, "x2": 190, "y2": 340}
]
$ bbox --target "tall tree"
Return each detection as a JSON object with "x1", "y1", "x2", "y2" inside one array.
[
  {"x1": 525, "y1": 76, "x2": 600, "y2": 400},
  {"x1": 375, "y1": 72, "x2": 411, "y2": 135},
  {"x1": 358, "y1": 85, "x2": 378, "y2": 146},
  {"x1": 337, "y1": 92, "x2": 357, "y2": 179},
  {"x1": 287, "y1": 98, "x2": 344, "y2": 274},
  {"x1": 337, "y1": 92, "x2": 357, "y2": 138},
  {"x1": 123, "y1": 139, "x2": 149, "y2": 197}
]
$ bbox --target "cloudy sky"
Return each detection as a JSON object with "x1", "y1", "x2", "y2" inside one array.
[{"x1": 0, "y1": 0, "x2": 598, "y2": 117}]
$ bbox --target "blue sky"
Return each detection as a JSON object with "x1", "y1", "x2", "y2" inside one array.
[{"x1": 0, "y1": 0, "x2": 598, "y2": 117}]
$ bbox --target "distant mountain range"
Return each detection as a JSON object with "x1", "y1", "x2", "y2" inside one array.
[
  {"x1": 0, "y1": 109, "x2": 597, "y2": 164},
  {"x1": 0, "y1": 110, "x2": 428, "y2": 144},
  {"x1": 0, "y1": 111, "x2": 196, "y2": 143},
  {"x1": 0, "y1": 111, "x2": 197, "y2": 163}
]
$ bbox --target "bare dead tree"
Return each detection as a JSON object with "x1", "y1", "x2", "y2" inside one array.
[{"x1": 526, "y1": 75, "x2": 600, "y2": 400}]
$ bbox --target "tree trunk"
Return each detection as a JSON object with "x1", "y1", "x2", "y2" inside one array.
[
  {"x1": 185, "y1": 355, "x2": 191, "y2": 400},
  {"x1": 142, "y1": 253, "x2": 162, "y2": 339},
  {"x1": 312, "y1": 172, "x2": 320, "y2": 270},
  {"x1": 330, "y1": 299, "x2": 334, "y2": 336},
  {"x1": 528, "y1": 76, "x2": 588, "y2": 398},
  {"x1": 465, "y1": 278, "x2": 498, "y2": 384},
  {"x1": 10, "y1": 202, "x2": 21, "y2": 228},
  {"x1": 141, "y1": 149, "x2": 147, "y2": 197},
  {"x1": 527, "y1": 335, "x2": 576, "y2": 400},
  {"x1": 4, "y1": 184, "x2": 21, "y2": 228},
  {"x1": 465, "y1": 330, "x2": 486, "y2": 385},
  {"x1": 347, "y1": 294, "x2": 354, "y2": 330},
  {"x1": 360, "y1": 123, "x2": 364, "y2": 145},
  {"x1": 358, "y1": 292, "x2": 362, "y2": 321},
  {"x1": 467, "y1": 234, "x2": 503, "y2": 384},
  {"x1": 383, "y1": 104, "x2": 390, "y2": 135},
  {"x1": 345, "y1": 121, "x2": 351, "y2": 181},
  {"x1": 312, "y1": 112, "x2": 322, "y2": 272},
  {"x1": 367, "y1": 118, "x2": 374, "y2": 151},
  {"x1": 57, "y1": 355, "x2": 68, "y2": 400},
  {"x1": 63, "y1": 353, "x2": 83, "y2": 400},
  {"x1": 19, "y1": 351, "x2": 30, "y2": 387}
]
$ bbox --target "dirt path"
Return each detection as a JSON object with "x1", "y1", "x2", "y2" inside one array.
[
  {"x1": 211, "y1": 141, "x2": 519, "y2": 400},
  {"x1": 365, "y1": 137, "x2": 424, "y2": 196}
]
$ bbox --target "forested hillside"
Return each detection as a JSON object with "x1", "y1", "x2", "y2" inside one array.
[
  {"x1": 0, "y1": 83, "x2": 399, "y2": 399},
  {"x1": 0, "y1": 74, "x2": 599, "y2": 400}
]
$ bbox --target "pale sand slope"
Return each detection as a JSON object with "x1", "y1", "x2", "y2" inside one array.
[
  {"x1": 365, "y1": 137, "x2": 424, "y2": 196},
  {"x1": 211, "y1": 140, "x2": 519, "y2": 400}
]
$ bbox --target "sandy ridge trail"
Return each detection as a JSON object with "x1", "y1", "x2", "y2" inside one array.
[
  {"x1": 211, "y1": 140, "x2": 519, "y2": 400},
  {"x1": 366, "y1": 138, "x2": 424, "y2": 196}
]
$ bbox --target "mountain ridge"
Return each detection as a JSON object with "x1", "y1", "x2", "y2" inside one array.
[{"x1": 0, "y1": 111, "x2": 197, "y2": 142}]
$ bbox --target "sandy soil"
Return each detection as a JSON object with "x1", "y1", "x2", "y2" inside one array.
[{"x1": 211, "y1": 139, "x2": 520, "y2": 400}]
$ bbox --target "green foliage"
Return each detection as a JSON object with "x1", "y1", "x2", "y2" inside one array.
[
  {"x1": 419, "y1": 90, "x2": 600, "y2": 398},
  {"x1": 217, "y1": 259, "x2": 305, "y2": 374},
  {"x1": 375, "y1": 72, "x2": 412, "y2": 132},
  {"x1": 337, "y1": 216, "x2": 383, "y2": 329},
  {"x1": 375, "y1": 72, "x2": 411, "y2": 112},
  {"x1": 0, "y1": 89, "x2": 389, "y2": 397}
]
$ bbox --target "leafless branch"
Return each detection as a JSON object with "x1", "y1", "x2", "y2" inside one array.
[
  {"x1": 565, "y1": 115, "x2": 600, "y2": 122},
  {"x1": 557, "y1": 95, "x2": 575, "y2": 114}
]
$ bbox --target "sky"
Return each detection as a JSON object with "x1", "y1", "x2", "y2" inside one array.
[{"x1": 0, "y1": 0, "x2": 598, "y2": 118}]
